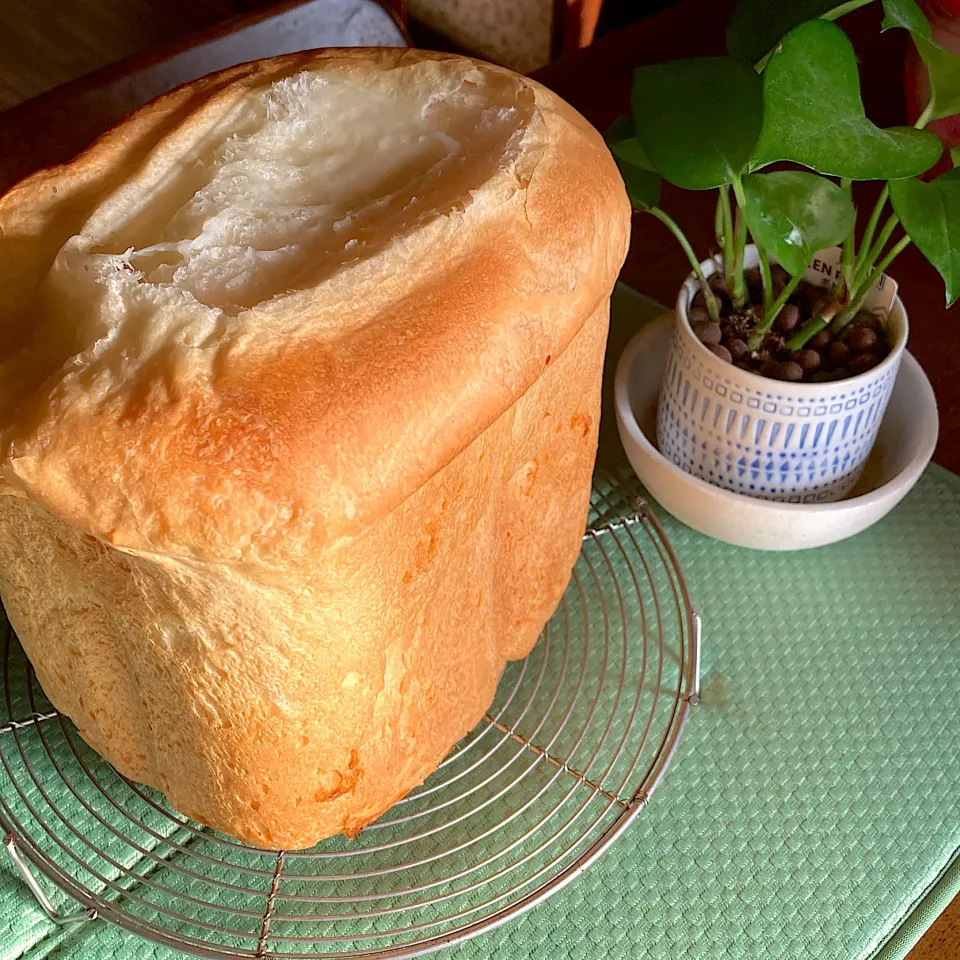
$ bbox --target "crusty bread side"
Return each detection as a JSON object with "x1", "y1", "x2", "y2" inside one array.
[
  {"x1": 0, "y1": 49, "x2": 629, "y2": 848},
  {"x1": 0, "y1": 300, "x2": 609, "y2": 848}
]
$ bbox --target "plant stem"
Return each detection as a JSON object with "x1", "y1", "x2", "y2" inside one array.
[
  {"x1": 786, "y1": 317, "x2": 828, "y2": 352},
  {"x1": 915, "y1": 100, "x2": 934, "y2": 130},
  {"x1": 751, "y1": 0, "x2": 872, "y2": 72},
  {"x1": 719, "y1": 185, "x2": 735, "y2": 291},
  {"x1": 856, "y1": 185, "x2": 889, "y2": 276},
  {"x1": 731, "y1": 176, "x2": 750, "y2": 309},
  {"x1": 650, "y1": 207, "x2": 705, "y2": 282},
  {"x1": 748, "y1": 272, "x2": 803, "y2": 350},
  {"x1": 731, "y1": 207, "x2": 749, "y2": 307},
  {"x1": 650, "y1": 207, "x2": 720, "y2": 322},
  {"x1": 715, "y1": 190, "x2": 724, "y2": 248},
  {"x1": 853, "y1": 214, "x2": 899, "y2": 292},
  {"x1": 840, "y1": 180, "x2": 854, "y2": 299},
  {"x1": 833, "y1": 235, "x2": 912, "y2": 332},
  {"x1": 822, "y1": 0, "x2": 874, "y2": 21},
  {"x1": 756, "y1": 242, "x2": 773, "y2": 311},
  {"x1": 785, "y1": 299, "x2": 843, "y2": 351},
  {"x1": 856, "y1": 235, "x2": 912, "y2": 303}
]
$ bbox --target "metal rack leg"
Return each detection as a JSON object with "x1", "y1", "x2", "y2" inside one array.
[{"x1": 4, "y1": 834, "x2": 96, "y2": 926}]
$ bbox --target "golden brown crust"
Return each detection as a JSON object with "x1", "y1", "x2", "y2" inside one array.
[
  {"x1": 0, "y1": 48, "x2": 629, "y2": 564},
  {"x1": 0, "y1": 49, "x2": 629, "y2": 848}
]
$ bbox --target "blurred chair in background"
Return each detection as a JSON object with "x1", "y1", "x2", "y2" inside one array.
[
  {"x1": 406, "y1": 0, "x2": 604, "y2": 73},
  {"x1": 0, "y1": 0, "x2": 681, "y2": 117},
  {"x1": 0, "y1": 0, "x2": 409, "y2": 112}
]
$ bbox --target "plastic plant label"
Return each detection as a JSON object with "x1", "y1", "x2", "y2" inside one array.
[{"x1": 803, "y1": 245, "x2": 900, "y2": 320}]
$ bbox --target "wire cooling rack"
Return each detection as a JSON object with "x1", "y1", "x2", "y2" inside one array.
[{"x1": 0, "y1": 464, "x2": 700, "y2": 959}]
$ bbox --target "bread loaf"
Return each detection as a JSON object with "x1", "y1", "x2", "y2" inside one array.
[{"x1": 0, "y1": 49, "x2": 630, "y2": 849}]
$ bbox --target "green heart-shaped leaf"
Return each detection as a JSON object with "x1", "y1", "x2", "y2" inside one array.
[
  {"x1": 605, "y1": 114, "x2": 635, "y2": 145},
  {"x1": 915, "y1": 35, "x2": 960, "y2": 122},
  {"x1": 605, "y1": 115, "x2": 655, "y2": 169},
  {"x1": 881, "y1": 0, "x2": 932, "y2": 37},
  {"x1": 631, "y1": 57, "x2": 763, "y2": 190},
  {"x1": 743, "y1": 171, "x2": 856, "y2": 275},
  {"x1": 751, "y1": 19, "x2": 942, "y2": 179},
  {"x1": 605, "y1": 116, "x2": 661, "y2": 210},
  {"x1": 616, "y1": 157, "x2": 662, "y2": 211},
  {"x1": 726, "y1": 0, "x2": 872, "y2": 65},
  {"x1": 889, "y1": 168, "x2": 960, "y2": 306}
]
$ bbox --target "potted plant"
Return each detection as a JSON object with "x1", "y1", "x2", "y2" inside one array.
[{"x1": 608, "y1": 0, "x2": 959, "y2": 502}]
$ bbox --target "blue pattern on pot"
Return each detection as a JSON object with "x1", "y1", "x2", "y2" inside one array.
[
  {"x1": 657, "y1": 327, "x2": 901, "y2": 501},
  {"x1": 656, "y1": 246, "x2": 907, "y2": 503}
]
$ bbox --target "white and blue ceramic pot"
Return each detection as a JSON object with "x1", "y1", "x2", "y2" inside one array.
[{"x1": 657, "y1": 246, "x2": 908, "y2": 503}]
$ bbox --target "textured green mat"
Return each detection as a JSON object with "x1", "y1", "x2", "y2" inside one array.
[{"x1": 0, "y1": 289, "x2": 958, "y2": 959}]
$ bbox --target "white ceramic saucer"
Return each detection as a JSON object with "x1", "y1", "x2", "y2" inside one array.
[{"x1": 614, "y1": 313, "x2": 939, "y2": 550}]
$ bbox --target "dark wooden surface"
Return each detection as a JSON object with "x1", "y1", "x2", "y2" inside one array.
[{"x1": 535, "y1": 0, "x2": 960, "y2": 475}]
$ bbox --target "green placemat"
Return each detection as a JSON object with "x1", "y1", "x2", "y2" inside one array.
[{"x1": 1, "y1": 288, "x2": 958, "y2": 959}]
